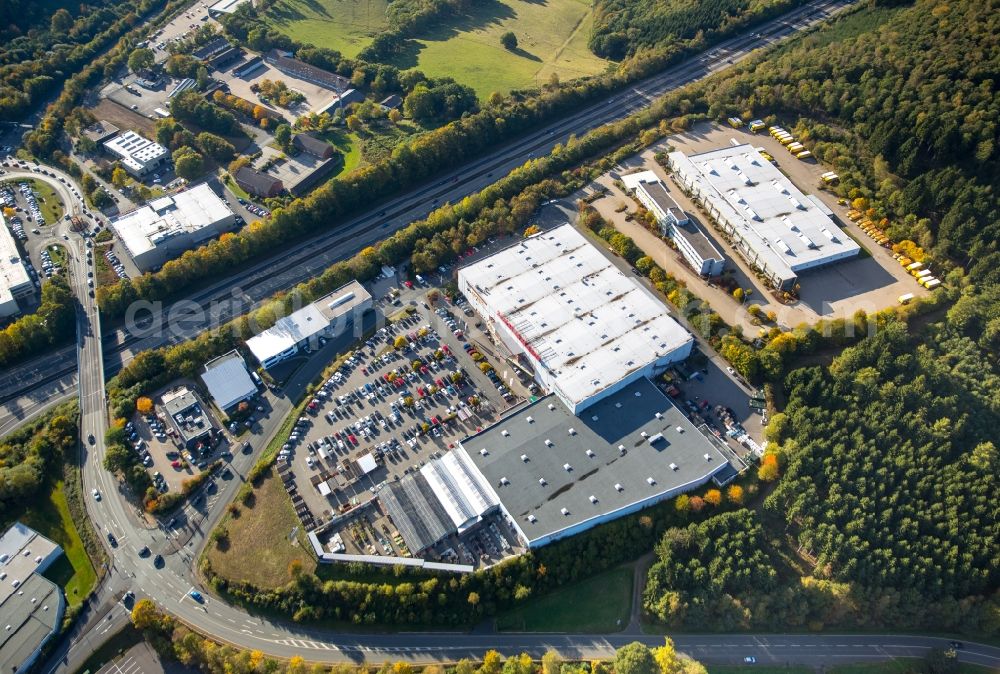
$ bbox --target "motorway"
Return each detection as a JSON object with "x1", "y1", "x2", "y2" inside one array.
[
  {"x1": 0, "y1": 0, "x2": 852, "y2": 437},
  {"x1": 13, "y1": 1, "x2": 998, "y2": 671}
]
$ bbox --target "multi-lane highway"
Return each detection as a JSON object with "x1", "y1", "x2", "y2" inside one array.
[
  {"x1": 20, "y1": 2, "x2": 999, "y2": 671},
  {"x1": 0, "y1": 0, "x2": 851, "y2": 437}
]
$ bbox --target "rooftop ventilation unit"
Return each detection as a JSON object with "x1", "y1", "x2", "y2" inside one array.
[
  {"x1": 675, "y1": 426, "x2": 684, "y2": 433},
  {"x1": 614, "y1": 483, "x2": 624, "y2": 492},
  {"x1": 586, "y1": 449, "x2": 595, "y2": 458},
  {"x1": 640, "y1": 431, "x2": 648, "y2": 439},
  {"x1": 501, "y1": 429, "x2": 509, "y2": 437},
  {"x1": 538, "y1": 477, "x2": 547, "y2": 486},
  {"x1": 561, "y1": 508, "x2": 570, "y2": 516},
  {"x1": 526, "y1": 416, "x2": 534, "y2": 423},
  {"x1": 655, "y1": 412, "x2": 663, "y2": 419},
  {"x1": 618, "y1": 444, "x2": 626, "y2": 455},
  {"x1": 544, "y1": 439, "x2": 553, "y2": 447},
  {"x1": 547, "y1": 403, "x2": 556, "y2": 411},
  {"x1": 704, "y1": 454, "x2": 712, "y2": 461},
  {"x1": 479, "y1": 448, "x2": 488, "y2": 456},
  {"x1": 527, "y1": 515, "x2": 537, "y2": 523},
  {"x1": 567, "y1": 428, "x2": 576, "y2": 435},
  {"x1": 669, "y1": 462, "x2": 678, "y2": 470},
  {"x1": 648, "y1": 433, "x2": 664, "y2": 444},
  {"x1": 521, "y1": 454, "x2": 529, "y2": 462},
  {"x1": 563, "y1": 463, "x2": 572, "y2": 472},
  {"x1": 500, "y1": 477, "x2": 510, "y2": 486},
  {"x1": 647, "y1": 477, "x2": 656, "y2": 486},
  {"x1": 589, "y1": 495, "x2": 598, "y2": 504}
]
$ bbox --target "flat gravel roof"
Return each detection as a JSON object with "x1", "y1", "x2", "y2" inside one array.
[{"x1": 460, "y1": 377, "x2": 728, "y2": 546}]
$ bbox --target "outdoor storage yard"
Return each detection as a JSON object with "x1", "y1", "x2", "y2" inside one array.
[{"x1": 655, "y1": 122, "x2": 928, "y2": 321}]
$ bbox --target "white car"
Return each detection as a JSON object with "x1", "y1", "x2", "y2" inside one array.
[
  {"x1": 92, "y1": 488, "x2": 101, "y2": 501},
  {"x1": 743, "y1": 657, "x2": 756, "y2": 664}
]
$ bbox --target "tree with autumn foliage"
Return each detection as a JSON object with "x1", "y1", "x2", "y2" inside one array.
[
  {"x1": 136, "y1": 396, "x2": 154, "y2": 415},
  {"x1": 758, "y1": 454, "x2": 779, "y2": 482},
  {"x1": 703, "y1": 489, "x2": 722, "y2": 506},
  {"x1": 726, "y1": 485, "x2": 744, "y2": 504}
]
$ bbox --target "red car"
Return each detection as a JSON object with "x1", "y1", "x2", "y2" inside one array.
[
  {"x1": 404, "y1": 280, "x2": 414, "y2": 289},
  {"x1": 421, "y1": 365, "x2": 429, "y2": 375},
  {"x1": 435, "y1": 378, "x2": 445, "y2": 387},
  {"x1": 417, "y1": 386, "x2": 426, "y2": 397},
  {"x1": 362, "y1": 367, "x2": 369, "y2": 375},
  {"x1": 442, "y1": 345, "x2": 451, "y2": 355},
  {"x1": 171, "y1": 460, "x2": 181, "y2": 469},
  {"x1": 348, "y1": 434, "x2": 357, "y2": 445}
]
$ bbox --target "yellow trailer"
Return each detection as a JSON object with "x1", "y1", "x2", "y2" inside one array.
[
  {"x1": 906, "y1": 261, "x2": 924, "y2": 272},
  {"x1": 923, "y1": 278, "x2": 941, "y2": 290},
  {"x1": 796, "y1": 150, "x2": 812, "y2": 159}
]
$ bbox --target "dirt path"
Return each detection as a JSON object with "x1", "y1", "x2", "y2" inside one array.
[
  {"x1": 537, "y1": 7, "x2": 591, "y2": 77},
  {"x1": 625, "y1": 551, "x2": 656, "y2": 634}
]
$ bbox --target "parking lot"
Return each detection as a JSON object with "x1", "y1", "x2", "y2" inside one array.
[
  {"x1": 126, "y1": 385, "x2": 234, "y2": 494},
  {"x1": 276, "y1": 304, "x2": 516, "y2": 528}
]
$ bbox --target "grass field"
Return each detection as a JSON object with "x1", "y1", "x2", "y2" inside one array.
[
  {"x1": 265, "y1": 0, "x2": 389, "y2": 57},
  {"x1": 264, "y1": 0, "x2": 608, "y2": 96},
  {"x1": 495, "y1": 565, "x2": 633, "y2": 633},
  {"x1": 318, "y1": 129, "x2": 363, "y2": 176},
  {"x1": 204, "y1": 467, "x2": 316, "y2": 588},
  {"x1": 16, "y1": 480, "x2": 97, "y2": 606},
  {"x1": 390, "y1": 0, "x2": 608, "y2": 96}
]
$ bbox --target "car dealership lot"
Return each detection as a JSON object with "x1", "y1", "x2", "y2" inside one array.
[{"x1": 276, "y1": 307, "x2": 513, "y2": 529}]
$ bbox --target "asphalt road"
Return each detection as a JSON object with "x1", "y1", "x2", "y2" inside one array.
[
  {"x1": 19, "y1": 2, "x2": 997, "y2": 671},
  {"x1": 0, "y1": 0, "x2": 851, "y2": 437}
]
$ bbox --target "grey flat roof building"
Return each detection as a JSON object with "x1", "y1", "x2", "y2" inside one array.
[
  {"x1": 381, "y1": 473, "x2": 456, "y2": 553},
  {"x1": 161, "y1": 387, "x2": 212, "y2": 448},
  {"x1": 458, "y1": 377, "x2": 728, "y2": 548},
  {"x1": 201, "y1": 350, "x2": 257, "y2": 411},
  {"x1": 672, "y1": 220, "x2": 725, "y2": 263},
  {"x1": 0, "y1": 523, "x2": 65, "y2": 674}
]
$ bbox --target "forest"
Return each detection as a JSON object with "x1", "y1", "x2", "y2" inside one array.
[
  {"x1": 589, "y1": 0, "x2": 804, "y2": 59},
  {"x1": 700, "y1": 0, "x2": 999, "y2": 287},
  {"x1": 0, "y1": 405, "x2": 78, "y2": 518},
  {"x1": 0, "y1": 0, "x2": 168, "y2": 120},
  {"x1": 0, "y1": 275, "x2": 77, "y2": 368},
  {"x1": 640, "y1": 0, "x2": 1000, "y2": 634}
]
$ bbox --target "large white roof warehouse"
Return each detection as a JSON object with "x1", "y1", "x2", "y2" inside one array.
[
  {"x1": 668, "y1": 144, "x2": 859, "y2": 289},
  {"x1": 110, "y1": 183, "x2": 236, "y2": 272},
  {"x1": 459, "y1": 224, "x2": 693, "y2": 413}
]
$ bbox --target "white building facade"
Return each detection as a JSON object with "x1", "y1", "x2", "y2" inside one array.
[
  {"x1": 668, "y1": 145, "x2": 859, "y2": 290},
  {"x1": 458, "y1": 224, "x2": 693, "y2": 414},
  {"x1": 623, "y1": 171, "x2": 725, "y2": 277},
  {"x1": 110, "y1": 183, "x2": 237, "y2": 271},
  {"x1": 0, "y1": 215, "x2": 33, "y2": 318},
  {"x1": 104, "y1": 131, "x2": 170, "y2": 177},
  {"x1": 246, "y1": 281, "x2": 373, "y2": 368}
]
